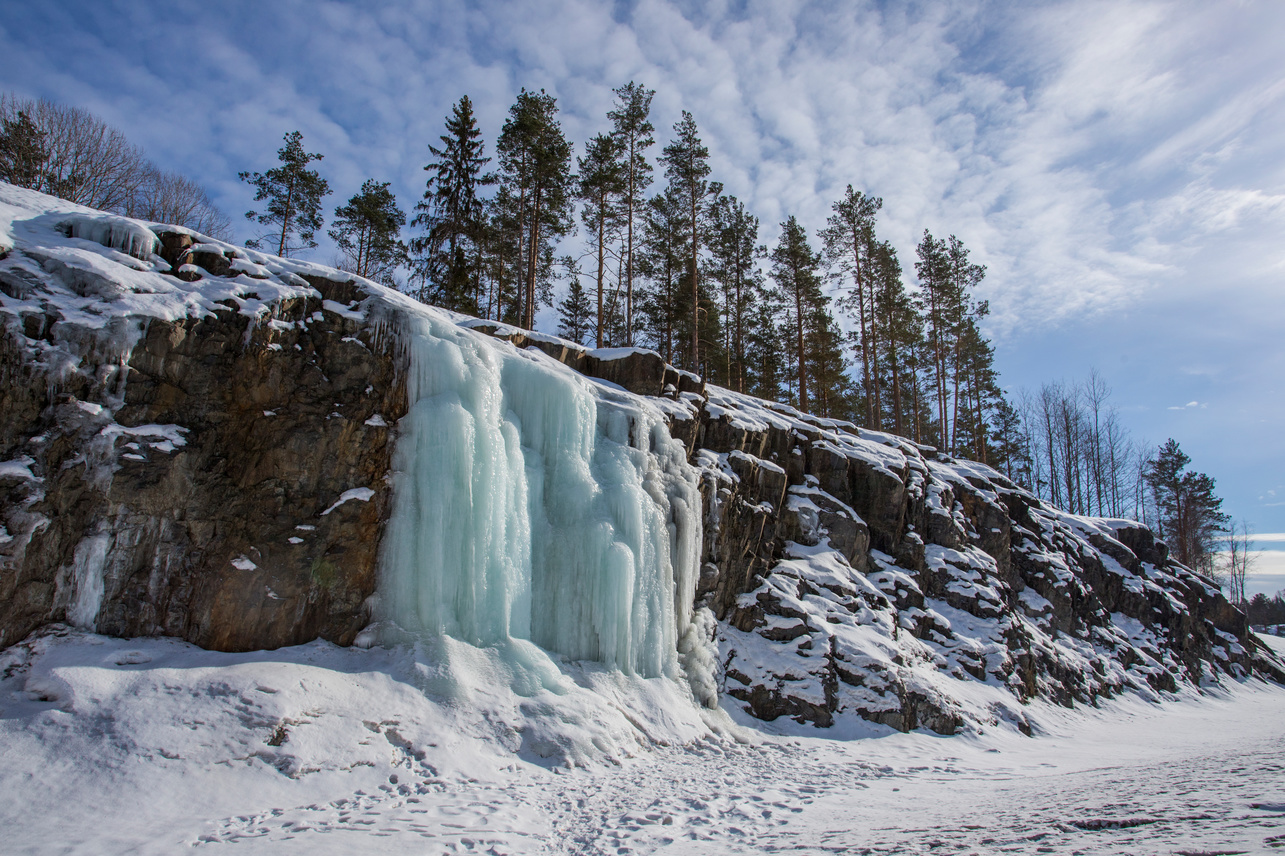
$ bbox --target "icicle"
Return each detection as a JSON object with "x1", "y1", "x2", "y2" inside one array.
[
  {"x1": 63, "y1": 214, "x2": 159, "y2": 261},
  {"x1": 68, "y1": 534, "x2": 110, "y2": 629}
]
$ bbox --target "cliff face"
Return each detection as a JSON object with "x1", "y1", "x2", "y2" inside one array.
[
  {"x1": 1, "y1": 184, "x2": 1279, "y2": 734},
  {"x1": 0, "y1": 188, "x2": 403, "y2": 651}
]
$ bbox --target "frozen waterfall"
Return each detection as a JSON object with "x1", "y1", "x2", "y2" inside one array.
[{"x1": 378, "y1": 310, "x2": 704, "y2": 683}]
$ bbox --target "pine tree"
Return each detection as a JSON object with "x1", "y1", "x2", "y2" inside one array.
[
  {"x1": 496, "y1": 89, "x2": 575, "y2": 330},
  {"x1": 240, "y1": 131, "x2": 330, "y2": 257},
  {"x1": 329, "y1": 179, "x2": 409, "y2": 284},
  {"x1": 822, "y1": 186, "x2": 882, "y2": 426},
  {"x1": 576, "y1": 133, "x2": 625, "y2": 347},
  {"x1": 608, "y1": 82, "x2": 656, "y2": 346},
  {"x1": 660, "y1": 112, "x2": 721, "y2": 372},
  {"x1": 709, "y1": 196, "x2": 764, "y2": 392},
  {"x1": 0, "y1": 110, "x2": 45, "y2": 189},
  {"x1": 771, "y1": 216, "x2": 825, "y2": 412},
  {"x1": 412, "y1": 96, "x2": 493, "y2": 312},
  {"x1": 557, "y1": 277, "x2": 594, "y2": 345}
]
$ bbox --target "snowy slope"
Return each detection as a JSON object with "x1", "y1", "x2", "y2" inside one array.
[{"x1": 2, "y1": 627, "x2": 1284, "y2": 854}]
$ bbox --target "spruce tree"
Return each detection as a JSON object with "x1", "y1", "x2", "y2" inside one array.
[
  {"x1": 991, "y1": 396, "x2": 1029, "y2": 485},
  {"x1": 0, "y1": 110, "x2": 45, "y2": 189},
  {"x1": 660, "y1": 111, "x2": 721, "y2": 372},
  {"x1": 1145, "y1": 439, "x2": 1229, "y2": 573},
  {"x1": 945, "y1": 237, "x2": 987, "y2": 453},
  {"x1": 871, "y1": 240, "x2": 917, "y2": 436},
  {"x1": 914, "y1": 230, "x2": 961, "y2": 448},
  {"x1": 240, "y1": 130, "x2": 330, "y2": 257},
  {"x1": 637, "y1": 188, "x2": 687, "y2": 365},
  {"x1": 557, "y1": 278, "x2": 594, "y2": 346},
  {"x1": 744, "y1": 286, "x2": 787, "y2": 403},
  {"x1": 483, "y1": 185, "x2": 524, "y2": 322},
  {"x1": 608, "y1": 82, "x2": 656, "y2": 346},
  {"x1": 329, "y1": 179, "x2": 409, "y2": 285},
  {"x1": 806, "y1": 302, "x2": 852, "y2": 420},
  {"x1": 413, "y1": 95, "x2": 493, "y2": 311},
  {"x1": 710, "y1": 196, "x2": 764, "y2": 392}
]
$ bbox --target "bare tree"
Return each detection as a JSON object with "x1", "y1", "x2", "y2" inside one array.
[
  {"x1": 1223, "y1": 519, "x2": 1255, "y2": 605},
  {"x1": 124, "y1": 165, "x2": 232, "y2": 240},
  {"x1": 2, "y1": 93, "x2": 230, "y2": 239},
  {"x1": 1, "y1": 94, "x2": 144, "y2": 209},
  {"x1": 1013, "y1": 371, "x2": 1150, "y2": 523},
  {"x1": 1083, "y1": 369, "x2": 1110, "y2": 515}
]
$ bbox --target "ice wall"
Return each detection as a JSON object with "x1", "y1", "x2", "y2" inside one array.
[{"x1": 378, "y1": 310, "x2": 703, "y2": 682}]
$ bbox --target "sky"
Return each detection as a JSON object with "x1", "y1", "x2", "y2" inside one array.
[{"x1": 2, "y1": 0, "x2": 1283, "y2": 593}]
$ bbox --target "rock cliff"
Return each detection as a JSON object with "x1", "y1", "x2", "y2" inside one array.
[{"x1": 1, "y1": 184, "x2": 1279, "y2": 734}]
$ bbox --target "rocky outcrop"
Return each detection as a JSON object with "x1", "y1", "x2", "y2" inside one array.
[
  {"x1": 2, "y1": 184, "x2": 1280, "y2": 736},
  {"x1": 0, "y1": 196, "x2": 404, "y2": 651}
]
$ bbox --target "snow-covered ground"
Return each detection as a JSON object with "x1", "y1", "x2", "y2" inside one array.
[{"x1": 3, "y1": 630, "x2": 1283, "y2": 855}]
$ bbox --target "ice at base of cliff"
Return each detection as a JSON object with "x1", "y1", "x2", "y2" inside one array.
[{"x1": 370, "y1": 303, "x2": 715, "y2": 707}]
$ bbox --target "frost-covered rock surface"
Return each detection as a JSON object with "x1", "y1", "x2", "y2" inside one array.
[
  {"x1": 680, "y1": 389, "x2": 1281, "y2": 733},
  {"x1": 1, "y1": 183, "x2": 1280, "y2": 755}
]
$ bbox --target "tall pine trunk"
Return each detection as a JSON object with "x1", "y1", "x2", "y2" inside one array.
[
  {"x1": 690, "y1": 190, "x2": 700, "y2": 374},
  {"x1": 525, "y1": 190, "x2": 543, "y2": 330},
  {"x1": 890, "y1": 334, "x2": 903, "y2": 437},
  {"x1": 595, "y1": 205, "x2": 606, "y2": 347},
  {"x1": 278, "y1": 179, "x2": 296, "y2": 257},
  {"x1": 793, "y1": 258, "x2": 807, "y2": 412},
  {"x1": 852, "y1": 228, "x2": 871, "y2": 425}
]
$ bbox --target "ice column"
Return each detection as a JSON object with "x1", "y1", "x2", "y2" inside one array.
[{"x1": 379, "y1": 310, "x2": 702, "y2": 680}]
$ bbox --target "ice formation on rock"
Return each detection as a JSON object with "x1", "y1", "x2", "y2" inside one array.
[
  {"x1": 62, "y1": 214, "x2": 159, "y2": 261},
  {"x1": 377, "y1": 308, "x2": 706, "y2": 685}
]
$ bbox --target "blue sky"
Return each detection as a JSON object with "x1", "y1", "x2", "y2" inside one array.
[{"x1": 3, "y1": 0, "x2": 1283, "y2": 591}]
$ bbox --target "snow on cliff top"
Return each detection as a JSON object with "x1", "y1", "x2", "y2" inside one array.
[{"x1": 0, "y1": 183, "x2": 333, "y2": 330}]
